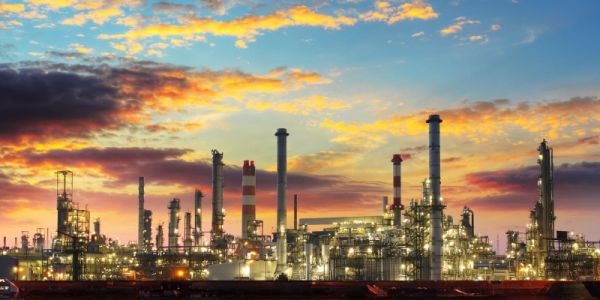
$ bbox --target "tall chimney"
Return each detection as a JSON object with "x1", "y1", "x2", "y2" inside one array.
[
  {"x1": 293, "y1": 194, "x2": 298, "y2": 231},
  {"x1": 275, "y1": 128, "x2": 289, "y2": 272},
  {"x1": 242, "y1": 160, "x2": 256, "y2": 239},
  {"x1": 427, "y1": 114, "x2": 443, "y2": 280},
  {"x1": 156, "y1": 224, "x2": 164, "y2": 251},
  {"x1": 184, "y1": 212, "x2": 192, "y2": 248},
  {"x1": 168, "y1": 198, "x2": 180, "y2": 253},
  {"x1": 211, "y1": 150, "x2": 225, "y2": 240},
  {"x1": 538, "y1": 139, "x2": 555, "y2": 255},
  {"x1": 138, "y1": 177, "x2": 144, "y2": 250},
  {"x1": 391, "y1": 154, "x2": 404, "y2": 228},
  {"x1": 382, "y1": 196, "x2": 388, "y2": 213},
  {"x1": 194, "y1": 189, "x2": 203, "y2": 247}
]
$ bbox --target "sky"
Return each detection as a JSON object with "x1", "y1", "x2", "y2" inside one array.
[{"x1": 0, "y1": 0, "x2": 599, "y2": 253}]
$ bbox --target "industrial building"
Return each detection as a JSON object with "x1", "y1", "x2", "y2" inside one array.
[{"x1": 1, "y1": 115, "x2": 599, "y2": 282}]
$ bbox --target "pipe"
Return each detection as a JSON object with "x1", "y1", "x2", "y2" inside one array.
[
  {"x1": 138, "y1": 176, "x2": 144, "y2": 250},
  {"x1": 168, "y1": 198, "x2": 180, "y2": 253},
  {"x1": 156, "y1": 224, "x2": 164, "y2": 251},
  {"x1": 427, "y1": 114, "x2": 443, "y2": 280},
  {"x1": 242, "y1": 160, "x2": 256, "y2": 239},
  {"x1": 184, "y1": 212, "x2": 192, "y2": 248},
  {"x1": 211, "y1": 150, "x2": 225, "y2": 240},
  {"x1": 194, "y1": 189, "x2": 202, "y2": 247},
  {"x1": 391, "y1": 154, "x2": 404, "y2": 228},
  {"x1": 275, "y1": 128, "x2": 289, "y2": 273},
  {"x1": 382, "y1": 196, "x2": 388, "y2": 213},
  {"x1": 293, "y1": 194, "x2": 298, "y2": 230}
]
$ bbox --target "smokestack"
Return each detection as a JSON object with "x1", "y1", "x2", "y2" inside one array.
[
  {"x1": 168, "y1": 198, "x2": 180, "y2": 253},
  {"x1": 211, "y1": 150, "x2": 225, "y2": 241},
  {"x1": 242, "y1": 160, "x2": 256, "y2": 239},
  {"x1": 427, "y1": 114, "x2": 443, "y2": 280},
  {"x1": 143, "y1": 210, "x2": 152, "y2": 252},
  {"x1": 156, "y1": 224, "x2": 164, "y2": 251},
  {"x1": 391, "y1": 154, "x2": 404, "y2": 228},
  {"x1": 293, "y1": 194, "x2": 298, "y2": 231},
  {"x1": 194, "y1": 189, "x2": 203, "y2": 247},
  {"x1": 538, "y1": 139, "x2": 555, "y2": 253},
  {"x1": 94, "y1": 218, "x2": 100, "y2": 236},
  {"x1": 184, "y1": 212, "x2": 192, "y2": 248},
  {"x1": 382, "y1": 196, "x2": 388, "y2": 213},
  {"x1": 138, "y1": 177, "x2": 144, "y2": 250},
  {"x1": 275, "y1": 128, "x2": 289, "y2": 272},
  {"x1": 3, "y1": 236, "x2": 6, "y2": 249}
]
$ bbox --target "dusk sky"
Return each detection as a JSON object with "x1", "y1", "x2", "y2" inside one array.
[{"x1": 0, "y1": 0, "x2": 599, "y2": 252}]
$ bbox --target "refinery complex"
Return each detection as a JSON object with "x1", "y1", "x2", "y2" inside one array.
[{"x1": 1, "y1": 114, "x2": 599, "y2": 282}]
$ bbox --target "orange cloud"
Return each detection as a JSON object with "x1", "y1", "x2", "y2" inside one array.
[
  {"x1": 62, "y1": 5, "x2": 123, "y2": 25},
  {"x1": 321, "y1": 97, "x2": 600, "y2": 148},
  {"x1": 99, "y1": 5, "x2": 356, "y2": 48},
  {"x1": 360, "y1": 0, "x2": 438, "y2": 24},
  {"x1": 246, "y1": 95, "x2": 350, "y2": 115},
  {"x1": 440, "y1": 16, "x2": 480, "y2": 36}
]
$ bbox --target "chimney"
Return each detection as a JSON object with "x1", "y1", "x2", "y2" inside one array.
[
  {"x1": 275, "y1": 128, "x2": 289, "y2": 273},
  {"x1": 293, "y1": 194, "x2": 298, "y2": 231},
  {"x1": 242, "y1": 160, "x2": 257, "y2": 239},
  {"x1": 391, "y1": 154, "x2": 404, "y2": 228},
  {"x1": 168, "y1": 198, "x2": 180, "y2": 253},
  {"x1": 194, "y1": 189, "x2": 203, "y2": 247},
  {"x1": 138, "y1": 177, "x2": 144, "y2": 250},
  {"x1": 211, "y1": 150, "x2": 225, "y2": 241},
  {"x1": 427, "y1": 114, "x2": 443, "y2": 280}
]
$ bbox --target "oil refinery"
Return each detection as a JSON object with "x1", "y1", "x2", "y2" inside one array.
[{"x1": 1, "y1": 114, "x2": 599, "y2": 285}]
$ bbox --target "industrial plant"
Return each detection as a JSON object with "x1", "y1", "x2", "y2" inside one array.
[{"x1": 2, "y1": 114, "x2": 599, "y2": 283}]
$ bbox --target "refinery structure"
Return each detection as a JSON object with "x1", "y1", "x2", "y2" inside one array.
[{"x1": 1, "y1": 114, "x2": 599, "y2": 282}]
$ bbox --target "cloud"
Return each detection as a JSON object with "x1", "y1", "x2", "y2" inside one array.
[
  {"x1": 468, "y1": 35, "x2": 484, "y2": 41},
  {"x1": 411, "y1": 31, "x2": 425, "y2": 38},
  {"x1": 9, "y1": 146, "x2": 389, "y2": 213},
  {"x1": 320, "y1": 97, "x2": 600, "y2": 148},
  {"x1": 517, "y1": 28, "x2": 538, "y2": 44},
  {"x1": 62, "y1": 5, "x2": 123, "y2": 26},
  {"x1": 69, "y1": 43, "x2": 94, "y2": 54},
  {"x1": 440, "y1": 16, "x2": 480, "y2": 36},
  {"x1": 153, "y1": 1, "x2": 196, "y2": 13},
  {"x1": 199, "y1": 0, "x2": 232, "y2": 15},
  {"x1": 99, "y1": 5, "x2": 356, "y2": 48},
  {"x1": 0, "y1": 3, "x2": 25, "y2": 14},
  {"x1": 246, "y1": 95, "x2": 350, "y2": 115},
  {"x1": 360, "y1": 0, "x2": 438, "y2": 24},
  {"x1": 490, "y1": 24, "x2": 501, "y2": 31},
  {"x1": 465, "y1": 161, "x2": 600, "y2": 211},
  {"x1": 0, "y1": 60, "x2": 331, "y2": 144}
]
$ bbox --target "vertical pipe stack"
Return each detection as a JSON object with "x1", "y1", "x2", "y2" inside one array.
[
  {"x1": 168, "y1": 198, "x2": 180, "y2": 253},
  {"x1": 211, "y1": 150, "x2": 225, "y2": 240},
  {"x1": 184, "y1": 212, "x2": 192, "y2": 248},
  {"x1": 427, "y1": 114, "x2": 443, "y2": 280},
  {"x1": 143, "y1": 210, "x2": 153, "y2": 252},
  {"x1": 156, "y1": 224, "x2": 164, "y2": 251},
  {"x1": 391, "y1": 154, "x2": 404, "y2": 228},
  {"x1": 382, "y1": 196, "x2": 388, "y2": 213},
  {"x1": 194, "y1": 189, "x2": 202, "y2": 247},
  {"x1": 538, "y1": 139, "x2": 555, "y2": 253},
  {"x1": 275, "y1": 128, "x2": 289, "y2": 273},
  {"x1": 293, "y1": 194, "x2": 298, "y2": 231},
  {"x1": 138, "y1": 177, "x2": 144, "y2": 250},
  {"x1": 241, "y1": 160, "x2": 256, "y2": 239}
]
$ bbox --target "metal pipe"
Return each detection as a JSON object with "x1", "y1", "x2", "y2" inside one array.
[
  {"x1": 382, "y1": 196, "x2": 388, "y2": 213},
  {"x1": 275, "y1": 128, "x2": 289, "y2": 273},
  {"x1": 293, "y1": 194, "x2": 298, "y2": 230},
  {"x1": 427, "y1": 114, "x2": 443, "y2": 280},
  {"x1": 184, "y1": 212, "x2": 192, "y2": 248},
  {"x1": 168, "y1": 198, "x2": 180, "y2": 253},
  {"x1": 138, "y1": 176, "x2": 144, "y2": 250},
  {"x1": 194, "y1": 189, "x2": 202, "y2": 247},
  {"x1": 211, "y1": 150, "x2": 225, "y2": 240},
  {"x1": 391, "y1": 154, "x2": 404, "y2": 228},
  {"x1": 242, "y1": 160, "x2": 256, "y2": 239}
]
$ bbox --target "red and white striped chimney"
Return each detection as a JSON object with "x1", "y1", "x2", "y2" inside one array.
[
  {"x1": 242, "y1": 160, "x2": 256, "y2": 239},
  {"x1": 391, "y1": 154, "x2": 404, "y2": 228}
]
